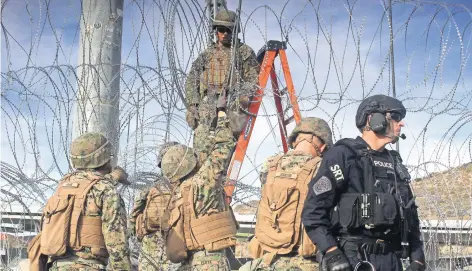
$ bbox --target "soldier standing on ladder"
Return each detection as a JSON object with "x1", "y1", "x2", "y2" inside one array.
[{"x1": 184, "y1": 6, "x2": 260, "y2": 164}]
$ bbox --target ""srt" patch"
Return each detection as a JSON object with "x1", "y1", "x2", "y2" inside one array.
[{"x1": 330, "y1": 164, "x2": 344, "y2": 182}]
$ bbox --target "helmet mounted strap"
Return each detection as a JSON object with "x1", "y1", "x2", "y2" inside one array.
[{"x1": 292, "y1": 134, "x2": 322, "y2": 157}]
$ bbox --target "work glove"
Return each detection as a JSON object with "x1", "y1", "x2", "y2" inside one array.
[
  {"x1": 186, "y1": 105, "x2": 199, "y2": 129},
  {"x1": 217, "y1": 89, "x2": 227, "y2": 113},
  {"x1": 109, "y1": 166, "x2": 131, "y2": 185},
  {"x1": 322, "y1": 248, "x2": 351, "y2": 271},
  {"x1": 238, "y1": 95, "x2": 250, "y2": 109},
  {"x1": 406, "y1": 262, "x2": 425, "y2": 271}
]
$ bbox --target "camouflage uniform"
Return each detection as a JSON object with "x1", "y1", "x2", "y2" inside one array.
[
  {"x1": 161, "y1": 114, "x2": 236, "y2": 271},
  {"x1": 48, "y1": 133, "x2": 131, "y2": 271},
  {"x1": 185, "y1": 10, "x2": 259, "y2": 162},
  {"x1": 240, "y1": 255, "x2": 319, "y2": 271},
  {"x1": 128, "y1": 142, "x2": 179, "y2": 270},
  {"x1": 240, "y1": 118, "x2": 333, "y2": 271},
  {"x1": 129, "y1": 186, "x2": 171, "y2": 271}
]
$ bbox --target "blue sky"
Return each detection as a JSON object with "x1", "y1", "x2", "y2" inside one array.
[{"x1": 1, "y1": 0, "x2": 472, "y2": 210}]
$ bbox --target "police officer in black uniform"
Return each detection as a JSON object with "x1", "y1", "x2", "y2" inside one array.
[{"x1": 302, "y1": 95, "x2": 425, "y2": 271}]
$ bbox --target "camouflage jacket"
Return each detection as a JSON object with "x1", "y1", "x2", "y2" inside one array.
[
  {"x1": 178, "y1": 114, "x2": 235, "y2": 216},
  {"x1": 185, "y1": 41, "x2": 260, "y2": 106},
  {"x1": 259, "y1": 150, "x2": 314, "y2": 187},
  {"x1": 129, "y1": 187, "x2": 149, "y2": 234},
  {"x1": 60, "y1": 171, "x2": 131, "y2": 270}
]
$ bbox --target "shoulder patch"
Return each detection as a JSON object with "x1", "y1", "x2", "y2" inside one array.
[
  {"x1": 313, "y1": 176, "x2": 332, "y2": 195},
  {"x1": 329, "y1": 164, "x2": 344, "y2": 182}
]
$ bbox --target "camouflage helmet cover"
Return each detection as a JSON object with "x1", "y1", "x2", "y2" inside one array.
[
  {"x1": 160, "y1": 144, "x2": 198, "y2": 182},
  {"x1": 157, "y1": 141, "x2": 179, "y2": 168},
  {"x1": 213, "y1": 10, "x2": 238, "y2": 28},
  {"x1": 288, "y1": 117, "x2": 333, "y2": 148},
  {"x1": 70, "y1": 132, "x2": 112, "y2": 169}
]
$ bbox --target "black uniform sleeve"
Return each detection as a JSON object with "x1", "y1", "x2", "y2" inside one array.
[
  {"x1": 409, "y1": 201, "x2": 426, "y2": 263},
  {"x1": 301, "y1": 146, "x2": 349, "y2": 254}
]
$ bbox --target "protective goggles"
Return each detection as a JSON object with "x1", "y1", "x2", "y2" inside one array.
[
  {"x1": 388, "y1": 111, "x2": 403, "y2": 122},
  {"x1": 216, "y1": 26, "x2": 232, "y2": 34}
]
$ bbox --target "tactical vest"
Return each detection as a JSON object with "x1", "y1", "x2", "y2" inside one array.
[
  {"x1": 199, "y1": 46, "x2": 241, "y2": 98},
  {"x1": 40, "y1": 172, "x2": 108, "y2": 258},
  {"x1": 140, "y1": 186, "x2": 171, "y2": 235},
  {"x1": 249, "y1": 154, "x2": 321, "y2": 264},
  {"x1": 165, "y1": 181, "x2": 238, "y2": 263},
  {"x1": 330, "y1": 139, "x2": 415, "y2": 256}
]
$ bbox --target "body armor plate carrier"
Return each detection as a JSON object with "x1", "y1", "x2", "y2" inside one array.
[
  {"x1": 330, "y1": 138, "x2": 415, "y2": 258},
  {"x1": 165, "y1": 181, "x2": 238, "y2": 263},
  {"x1": 40, "y1": 172, "x2": 107, "y2": 258},
  {"x1": 249, "y1": 155, "x2": 322, "y2": 264}
]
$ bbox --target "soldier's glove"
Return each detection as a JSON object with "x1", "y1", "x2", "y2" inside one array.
[
  {"x1": 323, "y1": 248, "x2": 351, "y2": 271},
  {"x1": 109, "y1": 166, "x2": 131, "y2": 185},
  {"x1": 217, "y1": 89, "x2": 228, "y2": 113},
  {"x1": 406, "y1": 262, "x2": 425, "y2": 271},
  {"x1": 238, "y1": 95, "x2": 250, "y2": 110},
  {"x1": 186, "y1": 105, "x2": 199, "y2": 129}
]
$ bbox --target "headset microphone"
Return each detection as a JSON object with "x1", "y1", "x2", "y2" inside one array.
[{"x1": 399, "y1": 134, "x2": 406, "y2": 140}]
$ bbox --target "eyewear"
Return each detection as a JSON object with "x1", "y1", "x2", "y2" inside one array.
[
  {"x1": 388, "y1": 112, "x2": 403, "y2": 122},
  {"x1": 216, "y1": 27, "x2": 232, "y2": 34}
]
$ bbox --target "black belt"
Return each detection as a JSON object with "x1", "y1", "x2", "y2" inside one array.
[{"x1": 339, "y1": 236, "x2": 400, "y2": 255}]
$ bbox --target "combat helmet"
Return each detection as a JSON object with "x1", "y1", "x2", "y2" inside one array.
[
  {"x1": 288, "y1": 117, "x2": 333, "y2": 148},
  {"x1": 355, "y1": 94, "x2": 406, "y2": 129},
  {"x1": 213, "y1": 10, "x2": 240, "y2": 32},
  {"x1": 160, "y1": 144, "x2": 198, "y2": 182},
  {"x1": 70, "y1": 132, "x2": 112, "y2": 169},
  {"x1": 157, "y1": 141, "x2": 179, "y2": 168}
]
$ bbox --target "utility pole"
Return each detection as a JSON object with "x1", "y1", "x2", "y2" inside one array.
[
  {"x1": 388, "y1": 0, "x2": 399, "y2": 151},
  {"x1": 73, "y1": 0, "x2": 124, "y2": 167},
  {"x1": 206, "y1": 0, "x2": 227, "y2": 43}
]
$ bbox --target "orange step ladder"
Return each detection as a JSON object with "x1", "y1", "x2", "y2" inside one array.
[{"x1": 224, "y1": 40, "x2": 302, "y2": 203}]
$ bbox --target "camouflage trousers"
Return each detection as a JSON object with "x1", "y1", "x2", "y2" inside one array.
[
  {"x1": 193, "y1": 94, "x2": 246, "y2": 163},
  {"x1": 48, "y1": 256, "x2": 106, "y2": 271},
  {"x1": 177, "y1": 250, "x2": 231, "y2": 271},
  {"x1": 138, "y1": 231, "x2": 170, "y2": 271},
  {"x1": 239, "y1": 255, "x2": 319, "y2": 271}
]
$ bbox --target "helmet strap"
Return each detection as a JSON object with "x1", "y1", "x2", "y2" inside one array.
[
  {"x1": 385, "y1": 115, "x2": 399, "y2": 143},
  {"x1": 293, "y1": 134, "x2": 322, "y2": 157}
]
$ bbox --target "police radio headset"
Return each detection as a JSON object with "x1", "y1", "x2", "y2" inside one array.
[{"x1": 368, "y1": 102, "x2": 411, "y2": 260}]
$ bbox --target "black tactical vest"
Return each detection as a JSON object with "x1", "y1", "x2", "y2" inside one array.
[{"x1": 330, "y1": 138, "x2": 415, "y2": 237}]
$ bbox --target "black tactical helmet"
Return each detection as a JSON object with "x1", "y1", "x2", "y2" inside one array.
[{"x1": 355, "y1": 94, "x2": 406, "y2": 129}]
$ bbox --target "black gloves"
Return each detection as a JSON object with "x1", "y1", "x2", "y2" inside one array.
[
  {"x1": 322, "y1": 249, "x2": 351, "y2": 271},
  {"x1": 406, "y1": 262, "x2": 425, "y2": 271}
]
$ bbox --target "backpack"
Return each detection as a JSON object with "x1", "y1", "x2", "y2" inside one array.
[{"x1": 249, "y1": 154, "x2": 321, "y2": 263}]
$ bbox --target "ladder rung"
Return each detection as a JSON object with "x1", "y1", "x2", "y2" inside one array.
[
  {"x1": 278, "y1": 87, "x2": 287, "y2": 96},
  {"x1": 284, "y1": 116, "x2": 294, "y2": 126}
]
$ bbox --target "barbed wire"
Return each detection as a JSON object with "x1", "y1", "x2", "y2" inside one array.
[{"x1": 1, "y1": 0, "x2": 472, "y2": 270}]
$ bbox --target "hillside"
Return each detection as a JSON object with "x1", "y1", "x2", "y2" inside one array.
[
  {"x1": 233, "y1": 200, "x2": 258, "y2": 215},
  {"x1": 412, "y1": 163, "x2": 472, "y2": 220}
]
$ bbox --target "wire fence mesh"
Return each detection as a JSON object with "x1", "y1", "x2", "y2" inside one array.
[{"x1": 1, "y1": 0, "x2": 471, "y2": 270}]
